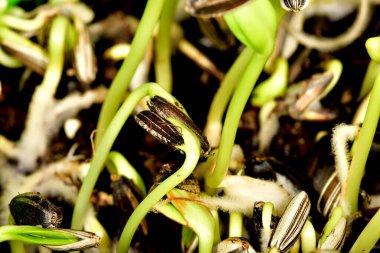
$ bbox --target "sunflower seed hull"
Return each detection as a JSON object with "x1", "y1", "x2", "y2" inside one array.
[
  {"x1": 280, "y1": 0, "x2": 310, "y2": 12},
  {"x1": 135, "y1": 110, "x2": 184, "y2": 147},
  {"x1": 270, "y1": 191, "x2": 311, "y2": 252},
  {"x1": 148, "y1": 96, "x2": 210, "y2": 156}
]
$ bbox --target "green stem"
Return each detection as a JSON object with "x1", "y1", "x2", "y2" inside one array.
[
  {"x1": 154, "y1": 0, "x2": 178, "y2": 92},
  {"x1": 204, "y1": 47, "x2": 253, "y2": 147},
  {"x1": 206, "y1": 52, "x2": 269, "y2": 188},
  {"x1": 71, "y1": 83, "x2": 178, "y2": 230},
  {"x1": 0, "y1": 12, "x2": 48, "y2": 32},
  {"x1": 250, "y1": 57, "x2": 288, "y2": 106},
  {"x1": 116, "y1": 121, "x2": 201, "y2": 253},
  {"x1": 228, "y1": 212, "x2": 243, "y2": 237},
  {"x1": 0, "y1": 46, "x2": 22, "y2": 68},
  {"x1": 349, "y1": 208, "x2": 380, "y2": 252},
  {"x1": 39, "y1": 15, "x2": 68, "y2": 95},
  {"x1": 359, "y1": 60, "x2": 380, "y2": 100},
  {"x1": 95, "y1": 0, "x2": 166, "y2": 148},
  {"x1": 344, "y1": 70, "x2": 380, "y2": 214},
  {"x1": 319, "y1": 206, "x2": 344, "y2": 244}
]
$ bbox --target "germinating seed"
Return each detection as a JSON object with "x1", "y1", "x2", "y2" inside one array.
[
  {"x1": 269, "y1": 191, "x2": 311, "y2": 252},
  {"x1": 135, "y1": 110, "x2": 184, "y2": 147},
  {"x1": 151, "y1": 163, "x2": 201, "y2": 195},
  {"x1": 72, "y1": 16, "x2": 97, "y2": 85},
  {"x1": 148, "y1": 96, "x2": 210, "y2": 157},
  {"x1": 280, "y1": 0, "x2": 310, "y2": 12},
  {"x1": 318, "y1": 217, "x2": 347, "y2": 251},
  {"x1": 44, "y1": 228, "x2": 101, "y2": 251},
  {"x1": 9, "y1": 192, "x2": 62, "y2": 228},
  {"x1": 251, "y1": 201, "x2": 279, "y2": 252}
]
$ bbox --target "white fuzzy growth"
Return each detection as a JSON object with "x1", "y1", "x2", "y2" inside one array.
[
  {"x1": 201, "y1": 175, "x2": 292, "y2": 216},
  {"x1": 331, "y1": 124, "x2": 359, "y2": 192},
  {"x1": 275, "y1": 173, "x2": 299, "y2": 197},
  {"x1": 17, "y1": 87, "x2": 107, "y2": 171}
]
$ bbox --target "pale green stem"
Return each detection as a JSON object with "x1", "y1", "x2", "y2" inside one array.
[
  {"x1": 349, "y1": 208, "x2": 380, "y2": 253},
  {"x1": 204, "y1": 47, "x2": 254, "y2": 147},
  {"x1": 154, "y1": 0, "x2": 178, "y2": 92},
  {"x1": 319, "y1": 207, "x2": 344, "y2": 245},
  {"x1": 0, "y1": 12, "x2": 48, "y2": 32},
  {"x1": 206, "y1": 52, "x2": 269, "y2": 188},
  {"x1": 250, "y1": 57, "x2": 288, "y2": 106},
  {"x1": 95, "y1": 0, "x2": 166, "y2": 148},
  {"x1": 38, "y1": 15, "x2": 68, "y2": 95},
  {"x1": 228, "y1": 212, "x2": 243, "y2": 237},
  {"x1": 71, "y1": 83, "x2": 179, "y2": 230},
  {"x1": 211, "y1": 209, "x2": 221, "y2": 243},
  {"x1": 116, "y1": 121, "x2": 201, "y2": 253},
  {"x1": 300, "y1": 220, "x2": 316, "y2": 253},
  {"x1": 359, "y1": 60, "x2": 380, "y2": 100},
  {"x1": 0, "y1": 46, "x2": 22, "y2": 68},
  {"x1": 344, "y1": 70, "x2": 380, "y2": 214}
]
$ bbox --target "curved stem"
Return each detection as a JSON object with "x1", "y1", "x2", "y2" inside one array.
[
  {"x1": 286, "y1": 0, "x2": 370, "y2": 52},
  {"x1": 206, "y1": 52, "x2": 269, "y2": 188},
  {"x1": 154, "y1": 0, "x2": 178, "y2": 92},
  {"x1": 344, "y1": 70, "x2": 380, "y2": 214},
  {"x1": 116, "y1": 121, "x2": 201, "y2": 253},
  {"x1": 95, "y1": 0, "x2": 166, "y2": 148},
  {"x1": 204, "y1": 47, "x2": 253, "y2": 147},
  {"x1": 71, "y1": 83, "x2": 178, "y2": 230},
  {"x1": 0, "y1": 11, "x2": 49, "y2": 32}
]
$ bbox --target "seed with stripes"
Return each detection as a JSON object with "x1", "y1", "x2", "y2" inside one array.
[
  {"x1": 317, "y1": 172, "x2": 341, "y2": 217},
  {"x1": 318, "y1": 217, "x2": 347, "y2": 251},
  {"x1": 280, "y1": 0, "x2": 310, "y2": 12},
  {"x1": 135, "y1": 110, "x2": 184, "y2": 148},
  {"x1": 269, "y1": 191, "x2": 311, "y2": 252},
  {"x1": 148, "y1": 96, "x2": 210, "y2": 157}
]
